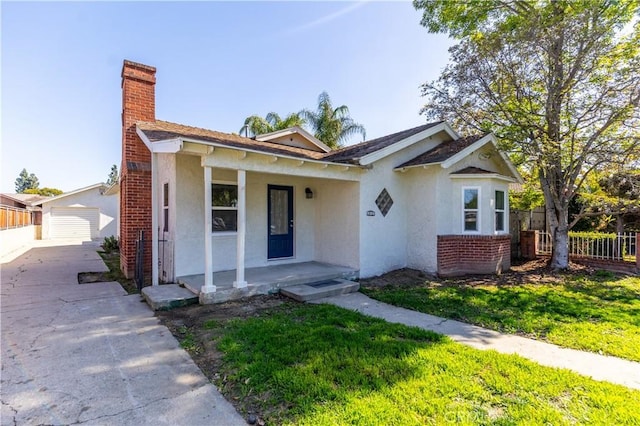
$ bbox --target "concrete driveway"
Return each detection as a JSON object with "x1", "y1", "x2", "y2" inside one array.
[{"x1": 1, "y1": 241, "x2": 244, "y2": 425}]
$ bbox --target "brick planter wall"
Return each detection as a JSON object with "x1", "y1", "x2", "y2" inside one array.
[
  {"x1": 120, "y1": 60, "x2": 155, "y2": 278},
  {"x1": 437, "y1": 235, "x2": 511, "y2": 277}
]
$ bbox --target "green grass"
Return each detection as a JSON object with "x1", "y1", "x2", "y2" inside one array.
[
  {"x1": 210, "y1": 302, "x2": 640, "y2": 425},
  {"x1": 361, "y1": 273, "x2": 640, "y2": 361}
]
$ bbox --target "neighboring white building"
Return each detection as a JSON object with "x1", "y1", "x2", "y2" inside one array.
[
  {"x1": 119, "y1": 60, "x2": 523, "y2": 303},
  {"x1": 32, "y1": 183, "x2": 118, "y2": 240}
]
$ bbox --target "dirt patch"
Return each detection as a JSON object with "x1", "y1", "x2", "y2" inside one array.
[
  {"x1": 359, "y1": 258, "x2": 594, "y2": 290},
  {"x1": 78, "y1": 272, "x2": 111, "y2": 284}
]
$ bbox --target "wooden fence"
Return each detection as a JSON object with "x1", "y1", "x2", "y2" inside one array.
[{"x1": 0, "y1": 205, "x2": 32, "y2": 230}]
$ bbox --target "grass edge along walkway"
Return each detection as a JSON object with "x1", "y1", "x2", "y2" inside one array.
[{"x1": 312, "y1": 292, "x2": 640, "y2": 390}]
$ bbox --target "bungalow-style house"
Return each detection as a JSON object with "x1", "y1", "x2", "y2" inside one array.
[{"x1": 119, "y1": 60, "x2": 522, "y2": 303}]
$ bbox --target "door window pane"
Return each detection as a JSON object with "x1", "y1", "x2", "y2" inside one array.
[{"x1": 270, "y1": 189, "x2": 288, "y2": 235}]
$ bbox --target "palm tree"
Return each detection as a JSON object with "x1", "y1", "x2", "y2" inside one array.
[
  {"x1": 239, "y1": 112, "x2": 306, "y2": 138},
  {"x1": 301, "y1": 91, "x2": 366, "y2": 149}
]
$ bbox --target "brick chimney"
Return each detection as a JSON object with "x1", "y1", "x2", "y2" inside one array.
[{"x1": 120, "y1": 60, "x2": 156, "y2": 278}]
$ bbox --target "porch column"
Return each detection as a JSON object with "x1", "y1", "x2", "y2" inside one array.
[
  {"x1": 202, "y1": 166, "x2": 216, "y2": 293},
  {"x1": 151, "y1": 152, "x2": 159, "y2": 286},
  {"x1": 234, "y1": 169, "x2": 247, "y2": 288}
]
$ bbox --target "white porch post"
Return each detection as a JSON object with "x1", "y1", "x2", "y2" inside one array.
[
  {"x1": 151, "y1": 152, "x2": 159, "y2": 286},
  {"x1": 234, "y1": 169, "x2": 247, "y2": 288},
  {"x1": 202, "y1": 166, "x2": 216, "y2": 293}
]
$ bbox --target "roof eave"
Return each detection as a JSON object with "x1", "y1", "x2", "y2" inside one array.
[
  {"x1": 450, "y1": 173, "x2": 517, "y2": 183},
  {"x1": 136, "y1": 127, "x2": 183, "y2": 153},
  {"x1": 31, "y1": 183, "x2": 108, "y2": 206}
]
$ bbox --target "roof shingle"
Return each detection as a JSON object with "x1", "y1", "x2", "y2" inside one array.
[
  {"x1": 396, "y1": 135, "x2": 485, "y2": 169},
  {"x1": 322, "y1": 122, "x2": 443, "y2": 164}
]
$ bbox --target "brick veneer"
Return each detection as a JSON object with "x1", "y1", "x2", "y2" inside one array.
[
  {"x1": 120, "y1": 60, "x2": 155, "y2": 278},
  {"x1": 437, "y1": 235, "x2": 511, "y2": 277}
]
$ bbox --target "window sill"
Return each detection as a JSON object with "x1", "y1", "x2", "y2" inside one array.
[{"x1": 211, "y1": 232, "x2": 237, "y2": 238}]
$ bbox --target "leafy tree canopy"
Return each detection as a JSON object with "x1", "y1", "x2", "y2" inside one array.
[
  {"x1": 239, "y1": 112, "x2": 306, "y2": 138},
  {"x1": 23, "y1": 187, "x2": 63, "y2": 197},
  {"x1": 107, "y1": 164, "x2": 119, "y2": 186},
  {"x1": 414, "y1": 0, "x2": 640, "y2": 269},
  {"x1": 15, "y1": 168, "x2": 39, "y2": 193},
  {"x1": 301, "y1": 92, "x2": 366, "y2": 149}
]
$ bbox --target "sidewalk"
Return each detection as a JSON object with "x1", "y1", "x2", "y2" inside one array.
[
  {"x1": 1, "y1": 240, "x2": 244, "y2": 425},
  {"x1": 314, "y1": 292, "x2": 640, "y2": 390}
]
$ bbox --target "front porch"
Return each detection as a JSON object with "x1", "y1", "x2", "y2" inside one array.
[{"x1": 180, "y1": 261, "x2": 359, "y2": 304}]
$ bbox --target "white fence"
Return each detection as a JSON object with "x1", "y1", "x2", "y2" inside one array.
[{"x1": 537, "y1": 232, "x2": 637, "y2": 261}]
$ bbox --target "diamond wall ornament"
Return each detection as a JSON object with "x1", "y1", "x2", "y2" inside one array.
[{"x1": 375, "y1": 188, "x2": 394, "y2": 217}]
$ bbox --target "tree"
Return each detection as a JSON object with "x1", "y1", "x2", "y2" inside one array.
[
  {"x1": 107, "y1": 164, "x2": 119, "y2": 186},
  {"x1": 413, "y1": 0, "x2": 640, "y2": 269},
  {"x1": 301, "y1": 92, "x2": 366, "y2": 149},
  {"x1": 15, "y1": 168, "x2": 39, "y2": 193},
  {"x1": 24, "y1": 187, "x2": 63, "y2": 197},
  {"x1": 239, "y1": 112, "x2": 306, "y2": 138}
]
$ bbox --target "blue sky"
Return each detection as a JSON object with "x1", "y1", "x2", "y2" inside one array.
[{"x1": 1, "y1": 1, "x2": 453, "y2": 192}]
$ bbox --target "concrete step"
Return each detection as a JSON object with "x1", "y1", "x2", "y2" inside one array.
[
  {"x1": 280, "y1": 279, "x2": 360, "y2": 302},
  {"x1": 142, "y1": 284, "x2": 199, "y2": 311}
]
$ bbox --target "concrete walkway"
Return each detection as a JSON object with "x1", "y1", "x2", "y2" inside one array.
[
  {"x1": 314, "y1": 292, "x2": 640, "y2": 390},
  {"x1": 1, "y1": 240, "x2": 244, "y2": 425}
]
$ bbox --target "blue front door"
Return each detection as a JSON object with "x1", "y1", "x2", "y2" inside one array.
[{"x1": 268, "y1": 185, "x2": 294, "y2": 259}]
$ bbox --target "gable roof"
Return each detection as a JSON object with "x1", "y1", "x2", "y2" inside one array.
[
  {"x1": 255, "y1": 126, "x2": 331, "y2": 153},
  {"x1": 323, "y1": 121, "x2": 445, "y2": 164},
  {"x1": 31, "y1": 183, "x2": 110, "y2": 206},
  {"x1": 396, "y1": 135, "x2": 484, "y2": 169}
]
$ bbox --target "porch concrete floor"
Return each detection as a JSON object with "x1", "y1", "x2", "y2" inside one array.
[{"x1": 177, "y1": 261, "x2": 359, "y2": 304}]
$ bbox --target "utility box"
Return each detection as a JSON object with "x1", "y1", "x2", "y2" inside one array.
[{"x1": 520, "y1": 230, "x2": 538, "y2": 260}]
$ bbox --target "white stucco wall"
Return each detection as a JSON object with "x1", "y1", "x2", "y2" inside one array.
[
  {"x1": 0, "y1": 225, "x2": 35, "y2": 259},
  {"x1": 157, "y1": 153, "x2": 177, "y2": 281},
  {"x1": 314, "y1": 179, "x2": 359, "y2": 269},
  {"x1": 40, "y1": 187, "x2": 118, "y2": 240}
]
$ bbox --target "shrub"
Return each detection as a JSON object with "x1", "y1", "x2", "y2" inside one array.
[{"x1": 102, "y1": 235, "x2": 119, "y2": 253}]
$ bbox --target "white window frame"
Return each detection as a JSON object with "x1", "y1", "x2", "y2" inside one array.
[
  {"x1": 494, "y1": 189, "x2": 506, "y2": 233},
  {"x1": 211, "y1": 179, "x2": 238, "y2": 235},
  {"x1": 462, "y1": 186, "x2": 481, "y2": 233}
]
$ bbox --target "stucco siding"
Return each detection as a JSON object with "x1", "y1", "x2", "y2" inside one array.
[
  {"x1": 314, "y1": 180, "x2": 359, "y2": 269},
  {"x1": 174, "y1": 154, "x2": 205, "y2": 277},
  {"x1": 405, "y1": 167, "x2": 439, "y2": 273}
]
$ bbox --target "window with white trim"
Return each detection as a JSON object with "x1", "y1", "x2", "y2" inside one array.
[
  {"x1": 495, "y1": 190, "x2": 505, "y2": 232},
  {"x1": 162, "y1": 183, "x2": 169, "y2": 232},
  {"x1": 463, "y1": 187, "x2": 480, "y2": 232},
  {"x1": 212, "y1": 182, "x2": 237, "y2": 232}
]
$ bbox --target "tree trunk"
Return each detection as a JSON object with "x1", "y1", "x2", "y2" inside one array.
[
  {"x1": 616, "y1": 214, "x2": 624, "y2": 234},
  {"x1": 550, "y1": 224, "x2": 569, "y2": 269}
]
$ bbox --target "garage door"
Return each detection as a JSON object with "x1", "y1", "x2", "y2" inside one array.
[{"x1": 50, "y1": 207, "x2": 99, "y2": 240}]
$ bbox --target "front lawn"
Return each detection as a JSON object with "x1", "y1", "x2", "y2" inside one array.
[
  {"x1": 161, "y1": 300, "x2": 640, "y2": 425},
  {"x1": 361, "y1": 268, "x2": 640, "y2": 362}
]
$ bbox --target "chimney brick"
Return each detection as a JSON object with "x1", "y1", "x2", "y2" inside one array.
[{"x1": 120, "y1": 60, "x2": 156, "y2": 279}]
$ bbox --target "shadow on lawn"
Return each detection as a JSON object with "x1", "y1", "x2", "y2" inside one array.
[{"x1": 209, "y1": 303, "x2": 447, "y2": 423}]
